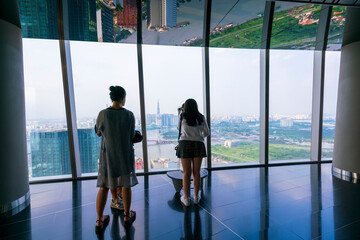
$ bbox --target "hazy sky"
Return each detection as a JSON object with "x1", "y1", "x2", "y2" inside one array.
[{"x1": 22, "y1": 38, "x2": 341, "y2": 120}]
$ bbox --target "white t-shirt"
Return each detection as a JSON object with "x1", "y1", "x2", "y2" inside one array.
[{"x1": 177, "y1": 114, "x2": 210, "y2": 142}]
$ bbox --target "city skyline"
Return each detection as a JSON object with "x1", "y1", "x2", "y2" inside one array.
[{"x1": 23, "y1": 39, "x2": 340, "y2": 120}]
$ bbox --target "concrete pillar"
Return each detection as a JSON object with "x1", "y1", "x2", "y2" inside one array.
[
  {"x1": 0, "y1": 1, "x2": 30, "y2": 216},
  {"x1": 332, "y1": 8, "x2": 360, "y2": 180}
]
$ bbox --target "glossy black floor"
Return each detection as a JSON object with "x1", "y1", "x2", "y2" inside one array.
[{"x1": 2, "y1": 163, "x2": 360, "y2": 240}]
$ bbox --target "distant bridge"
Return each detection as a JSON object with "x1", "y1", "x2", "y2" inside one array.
[{"x1": 147, "y1": 140, "x2": 177, "y2": 145}]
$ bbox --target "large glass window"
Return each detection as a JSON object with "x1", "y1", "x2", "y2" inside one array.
[
  {"x1": 70, "y1": 41, "x2": 143, "y2": 174},
  {"x1": 322, "y1": 51, "x2": 341, "y2": 159},
  {"x1": 23, "y1": 39, "x2": 71, "y2": 179},
  {"x1": 269, "y1": 50, "x2": 313, "y2": 162},
  {"x1": 142, "y1": 45, "x2": 203, "y2": 171},
  {"x1": 21, "y1": 0, "x2": 347, "y2": 181},
  {"x1": 210, "y1": 48, "x2": 260, "y2": 166},
  {"x1": 271, "y1": 3, "x2": 321, "y2": 50},
  {"x1": 209, "y1": 0, "x2": 265, "y2": 49},
  {"x1": 142, "y1": 0, "x2": 205, "y2": 46}
]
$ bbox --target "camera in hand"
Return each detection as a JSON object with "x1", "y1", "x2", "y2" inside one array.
[{"x1": 178, "y1": 103, "x2": 184, "y2": 114}]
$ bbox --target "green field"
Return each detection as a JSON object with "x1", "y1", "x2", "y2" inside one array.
[
  {"x1": 212, "y1": 142, "x2": 333, "y2": 163},
  {"x1": 190, "y1": 5, "x2": 346, "y2": 50},
  {"x1": 209, "y1": 17, "x2": 264, "y2": 48}
]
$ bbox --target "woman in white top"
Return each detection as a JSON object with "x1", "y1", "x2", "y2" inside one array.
[{"x1": 177, "y1": 98, "x2": 210, "y2": 206}]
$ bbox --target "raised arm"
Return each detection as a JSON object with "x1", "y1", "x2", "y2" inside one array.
[{"x1": 177, "y1": 113, "x2": 182, "y2": 130}]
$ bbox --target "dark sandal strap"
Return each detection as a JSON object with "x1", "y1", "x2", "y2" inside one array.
[
  {"x1": 124, "y1": 210, "x2": 135, "y2": 219},
  {"x1": 96, "y1": 215, "x2": 109, "y2": 223}
]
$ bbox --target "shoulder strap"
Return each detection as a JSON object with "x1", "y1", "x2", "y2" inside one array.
[{"x1": 178, "y1": 114, "x2": 183, "y2": 141}]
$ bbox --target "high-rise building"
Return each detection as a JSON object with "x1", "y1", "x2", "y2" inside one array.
[
  {"x1": 18, "y1": 0, "x2": 58, "y2": 39},
  {"x1": 67, "y1": 0, "x2": 97, "y2": 41},
  {"x1": 116, "y1": 0, "x2": 137, "y2": 28},
  {"x1": 146, "y1": 114, "x2": 156, "y2": 125},
  {"x1": 30, "y1": 130, "x2": 71, "y2": 177},
  {"x1": 150, "y1": 0, "x2": 161, "y2": 27},
  {"x1": 156, "y1": 100, "x2": 161, "y2": 126},
  {"x1": 78, "y1": 128, "x2": 101, "y2": 173},
  {"x1": 150, "y1": 0, "x2": 176, "y2": 28},
  {"x1": 157, "y1": 100, "x2": 160, "y2": 115},
  {"x1": 162, "y1": 0, "x2": 176, "y2": 27},
  {"x1": 96, "y1": 2, "x2": 114, "y2": 42},
  {"x1": 161, "y1": 114, "x2": 170, "y2": 126},
  {"x1": 30, "y1": 128, "x2": 101, "y2": 177},
  {"x1": 161, "y1": 114, "x2": 177, "y2": 126},
  {"x1": 280, "y1": 118, "x2": 294, "y2": 127}
]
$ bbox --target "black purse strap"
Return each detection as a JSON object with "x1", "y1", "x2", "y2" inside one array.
[{"x1": 178, "y1": 114, "x2": 183, "y2": 142}]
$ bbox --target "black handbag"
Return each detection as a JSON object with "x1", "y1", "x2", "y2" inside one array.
[
  {"x1": 95, "y1": 124, "x2": 142, "y2": 143},
  {"x1": 132, "y1": 130, "x2": 143, "y2": 143},
  {"x1": 175, "y1": 144, "x2": 180, "y2": 157}
]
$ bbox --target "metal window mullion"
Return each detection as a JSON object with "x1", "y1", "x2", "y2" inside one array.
[
  {"x1": 260, "y1": 1, "x2": 274, "y2": 165},
  {"x1": 311, "y1": 52, "x2": 326, "y2": 161},
  {"x1": 136, "y1": 0, "x2": 149, "y2": 173},
  {"x1": 311, "y1": 5, "x2": 332, "y2": 161},
  {"x1": 57, "y1": 0, "x2": 81, "y2": 178},
  {"x1": 203, "y1": 0, "x2": 212, "y2": 169}
]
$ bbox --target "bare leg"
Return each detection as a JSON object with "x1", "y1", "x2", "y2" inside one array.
[
  {"x1": 116, "y1": 187, "x2": 122, "y2": 198},
  {"x1": 192, "y1": 157, "x2": 203, "y2": 197},
  {"x1": 181, "y1": 158, "x2": 192, "y2": 199},
  {"x1": 96, "y1": 187, "x2": 109, "y2": 226},
  {"x1": 110, "y1": 189, "x2": 118, "y2": 202},
  {"x1": 122, "y1": 187, "x2": 132, "y2": 219}
]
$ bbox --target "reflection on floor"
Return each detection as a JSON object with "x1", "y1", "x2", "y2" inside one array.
[{"x1": 1, "y1": 164, "x2": 360, "y2": 239}]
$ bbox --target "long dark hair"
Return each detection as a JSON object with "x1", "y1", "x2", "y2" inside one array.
[{"x1": 182, "y1": 99, "x2": 203, "y2": 126}]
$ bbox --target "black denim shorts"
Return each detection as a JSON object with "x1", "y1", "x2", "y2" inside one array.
[{"x1": 177, "y1": 140, "x2": 207, "y2": 158}]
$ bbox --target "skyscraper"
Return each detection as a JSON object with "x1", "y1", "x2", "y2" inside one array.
[
  {"x1": 161, "y1": 114, "x2": 177, "y2": 126},
  {"x1": 18, "y1": 0, "x2": 58, "y2": 39},
  {"x1": 150, "y1": 0, "x2": 162, "y2": 27},
  {"x1": 78, "y1": 128, "x2": 101, "y2": 173},
  {"x1": 18, "y1": 0, "x2": 98, "y2": 41},
  {"x1": 156, "y1": 100, "x2": 161, "y2": 126},
  {"x1": 67, "y1": 0, "x2": 97, "y2": 41},
  {"x1": 146, "y1": 114, "x2": 157, "y2": 125},
  {"x1": 31, "y1": 130, "x2": 71, "y2": 177},
  {"x1": 116, "y1": 0, "x2": 137, "y2": 28},
  {"x1": 157, "y1": 99, "x2": 160, "y2": 115},
  {"x1": 162, "y1": 0, "x2": 176, "y2": 27},
  {"x1": 150, "y1": 0, "x2": 177, "y2": 28},
  {"x1": 96, "y1": 2, "x2": 115, "y2": 42},
  {"x1": 30, "y1": 128, "x2": 101, "y2": 177}
]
